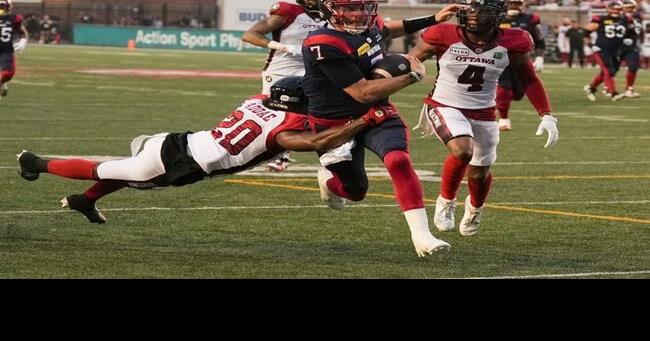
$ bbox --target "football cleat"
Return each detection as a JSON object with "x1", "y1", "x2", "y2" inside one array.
[
  {"x1": 583, "y1": 84, "x2": 596, "y2": 102},
  {"x1": 498, "y1": 118, "x2": 512, "y2": 131},
  {"x1": 61, "y1": 194, "x2": 107, "y2": 224},
  {"x1": 625, "y1": 88, "x2": 640, "y2": 98},
  {"x1": 317, "y1": 166, "x2": 346, "y2": 210},
  {"x1": 434, "y1": 195, "x2": 456, "y2": 232},
  {"x1": 611, "y1": 92, "x2": 626, "y2": 102},
  {"x1": 265, "y1": 152, "x2": 294, "y2": 172},
  {"x1": 0, "y1": 82, "x2": 7, "y2": 97},
  {"x1": 16, "y1": 150, "x2": 40, "y2": 181},
  {"x1": 411, "y1": 233, "x2": 450, "y2": 257},
  {"x1": 459, "y1": 195, "x2": 484, "y2": 236}
]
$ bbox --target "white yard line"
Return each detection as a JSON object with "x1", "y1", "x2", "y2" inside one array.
[
  {"x1": 461, "y1": 270, "x2": 650, "y2": 279},
  {"x1": 1, "y1": 199, "x2": 649, "y2": 217}
]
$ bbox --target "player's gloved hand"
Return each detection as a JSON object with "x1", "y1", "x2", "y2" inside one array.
[
  {"x1": 435, "y1": 4, "x2": 469, "y2": 23},
  {"x1": 536, "y1": 114, "x2": 559, "y2": 148},
  {"x1": 404, "y1": 54, "x2": 425, "y2": 83},
  {"x1": 623, "y1": 38, "x2": 634, "y2": 46},
  {"x1": 362, "y1": 105, "x2": 400, "y2": 126},
  {"x1": 13, "y1": 38, "x2": 27, "y2": 53},
  {"x1": 533, "y1": 56, "x2": 544, "y2": 73}
]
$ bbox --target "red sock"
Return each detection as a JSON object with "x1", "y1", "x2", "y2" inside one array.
[
  {"x1": 626, "y1": 71, "x2": 636, "y2": 89},
  {"x1": 496, "y1": 86, "x2": 513, "y2": 119},
  {"x1": 326, "y1": 173, "x2": 365, "y2": 201},
  {"x1": 440, "y1": 155, "x2": 468, "y2": 200},
  {"x1": 47, "y1": 159, "x2": 98, "y2": 180},
  {"x1": 84, "y1": 180, "x2": 127, "y2": 202},
  {"x1": 0, "y1": 70, "x2": 13, "y2": 83},
  {"x1": 591, "y1": 73, "x2": 603, "y2": 89},
  {"x1": 383, "y1": 150, "x2": 424, "y2": 211},
  {"x1": 468, "y1": 172, "x2": 493, "y2": 208}
]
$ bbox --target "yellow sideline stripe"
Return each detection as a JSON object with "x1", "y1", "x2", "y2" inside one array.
[
  {"x1": 224, "y1": 179, "x2": 650, "y2": 225},
  {"x1": 234, "y1": 174, "x2": 650, "y2": 182}
]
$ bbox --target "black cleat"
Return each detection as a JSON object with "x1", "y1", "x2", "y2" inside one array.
[
  {"x1": 16, "y1": 150, "x2": 40, "y2": 181},
  {"x1": 61, "y1": 194, "x2": 107, "y2": 224}
]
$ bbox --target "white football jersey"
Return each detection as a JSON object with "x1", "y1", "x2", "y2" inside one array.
[
  {"x1": 421, "y1": 24, "x2": 534, "y2": 111},
  {"x1": 264, "y1": 2, "x2": 324, "y2": 75},
  {"x1": 187, "y1": 97, "x2": 306, "y2": 175}
]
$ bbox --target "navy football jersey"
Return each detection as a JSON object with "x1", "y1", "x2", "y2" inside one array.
[
  {"x1": 302, "y1": 17, "x2": 389, "y2": 119},
  {"x1": 621, "y1": 12, "x2": 643, "y2": 51},
  {"x1": 0, "y1": 14, "x2": 23, "y2": 53},
  {"x1": 592, "y1": 15, "x2": 632, "y2": 51},
  {"x1": 499, "y1": 13, "x2": 544, "y2": 49}
]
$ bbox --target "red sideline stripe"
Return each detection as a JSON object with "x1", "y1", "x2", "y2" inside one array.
[{"x1": 303, "y1": 34, "x2": 354, "y2": 55}]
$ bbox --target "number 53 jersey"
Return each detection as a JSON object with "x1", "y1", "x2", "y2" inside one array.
[
  {"x1": 421, "y1": 23, "x2": 533, "y2": 115},
  {"x1": 187, "y1": 96, "x2": 306, "y2": 175}
]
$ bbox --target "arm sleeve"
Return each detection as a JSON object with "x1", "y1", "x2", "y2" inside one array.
[
  {"x1": 319, "y1": 58, "x2": 365, "y2": 89},
  {"x1": 512, "y1": 55, "x2": 552, "y2": 115}
]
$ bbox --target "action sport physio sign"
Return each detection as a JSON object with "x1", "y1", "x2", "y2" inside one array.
[{"x1": 73, "y1": 24, "x2": 265, "y2": 52}]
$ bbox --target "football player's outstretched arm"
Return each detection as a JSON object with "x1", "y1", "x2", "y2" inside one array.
[
  {"x1": 383, "y1": 4, "x2": 467, "y2": 39},
  {"x1": 242, "y1": 14, "x2": 298, "y2": 54},
  {"x1": 408, "y1": 40, "x2": 437, "y2": 63},
  {"x1": 275, "y1": 110, "x2": 399, "y2": 152}
]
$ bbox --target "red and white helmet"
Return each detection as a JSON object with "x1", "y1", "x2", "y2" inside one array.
[{"x1": 318, "y1": 0, "x2": 379, "y2": 35}]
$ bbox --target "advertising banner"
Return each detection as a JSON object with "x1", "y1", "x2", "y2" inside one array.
[
  {"x1": 219, "y1": 0, "x2": 276, "y2": 31},
  {"x1": 73, "y1": 24, "x2": 265, "y2": 52}
]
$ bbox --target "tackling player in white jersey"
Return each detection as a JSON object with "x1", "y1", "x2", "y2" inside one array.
[
  {"x1": 242, "y1": 1, "x2": 325, "y2": 172},
  {"x1": 409, "y1": 0, "x2": 559, "y2": 236},
  {"x1": 17, "y1": 77, "x2": 396, "y2": 224}
]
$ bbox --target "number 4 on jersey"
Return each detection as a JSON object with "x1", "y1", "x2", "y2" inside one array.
[{"x1": 458, "y1": 65, "x2": 486, "y2": 92}]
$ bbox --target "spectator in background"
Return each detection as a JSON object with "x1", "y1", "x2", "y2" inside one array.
[
  {"x1": 566, "y1": 19, "x2": 585, "y2": 67},
  {"x1": 153, "y1": 17, "x2": 163, "y2": 28},
  {"x1": 79, "y1": 12, "x2": 94, "y2": 24},
  {"x1": 557, "y1": 18, "x2": 571, "y2": 65},
  {"x1": 38, "y1": 15, "x2": 53, "y2": 44}
]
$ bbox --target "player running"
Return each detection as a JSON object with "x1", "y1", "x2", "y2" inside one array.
[
  {"x1": 0, "y1": 0, "x2": 28, "y2": 102},
  {"x1": 409, "y1": 0, "x2": 559, "y2": 236}
]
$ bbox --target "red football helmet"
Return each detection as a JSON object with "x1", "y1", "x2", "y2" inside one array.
[{"x1": 318, "y1": 0, "x2": 379, "y2": 35}]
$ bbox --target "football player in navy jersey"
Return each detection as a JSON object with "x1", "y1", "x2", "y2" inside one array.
[
  {"x1": 0, "y1": 0, "x2": 28, "y2": 102},
  {"x1": 302, "y1": 0, "x2": 467, "y2": 257},
  {"x1": 620, "y1": 0, "x2": 643, "y2": 98},
  {"x1": 495, "y1": 0, "x2": 546, "y2": 131},
  {"x1": 583, "y1": 1, "x2": 631, "y2": 102}
]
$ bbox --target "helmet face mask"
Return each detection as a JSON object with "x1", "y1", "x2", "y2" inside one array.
[
  {"x1": 622, "y1": 0, "x2": 637, "y2": 14},
  {"x1": 506, "y1": 0, "x2": 524, "y2": 17},
  {"x1": 266, "y1": 77, "x2": 309, "y2": 114},
  {"x1": 457, "y1": 0, "x2": 507, "y2": 34},
  {"x1": 607, "y1": 1, "x2": 624, "y2": 17},
  {"x1": 319, "y1": 0, "x2": 379, "y2": 35},
  {"x1": 0, "y1": 0, "x2": 12, "y2": 15}
]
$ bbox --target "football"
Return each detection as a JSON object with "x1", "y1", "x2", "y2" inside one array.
[{"x1": 371, "y1": 54, "x2": 411, "y2": 79}]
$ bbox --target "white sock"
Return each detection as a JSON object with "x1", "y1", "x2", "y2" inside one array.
[{"x1": 403, "y1": 208, "x2": 433, "y2": 238}]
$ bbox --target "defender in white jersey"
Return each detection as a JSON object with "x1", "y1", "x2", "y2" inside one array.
[
  {"x1": 409, "y1": 0, "x2": 559, "y2": 236},
  {"x1": 242, "y1": 1, "x2": 324, "y2": 172},
  {"x1": 242, "y1": 1, "x2": 324, "y2": 95},
  {"x1": 16, "y1": 77, "x2": 396, "y2": 224}
]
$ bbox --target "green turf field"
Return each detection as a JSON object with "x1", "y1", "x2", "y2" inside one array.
[{"x1": 0, "y1": 45, "x2": 648, "y2": 278}]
